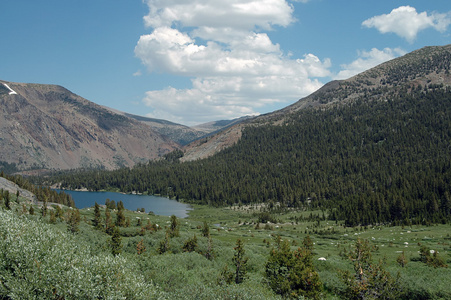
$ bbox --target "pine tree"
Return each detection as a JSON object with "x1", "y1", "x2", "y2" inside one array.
[
  {"x1": 55, "y1": 205, "x2": 63, "y2": 220},
  {"x1": 396, "y1": 251, "x2": 408, "y2": 267},
  {"x1": 205, "y1": 234, "x2": 215, "y2": 260},
  {"x1": 4, "y1": 191, "x2": 11, "y2": 210},
  {"x1": 201, "y1": 221, "x2": 210, "y2": 237},
  {"x1": 182, "y1": 234, "x2": 198, "y2": 252},
  {"x1": 168, "y1": 215, "x2": 179, "y2": 237},
  {"x1": 111, "y1": 226, "x2": 122, "y2": 256},
  {"x1": 419, "y1": 245, "x2": 448, "y2": 268},
  {"x1": 115, "y1": 201, "x2": 125, "y2": 227},
  {"x1": 232, "y1": 239, "x2": 248, "y2": 284},
  {"x1": 105, "y1": 206, "x2": 112, "y2": 234},
  {"x1": 41, "y1": 198, "x2": 47, "y2": 217},
  {"x1": 157, "y1": 231, "x2": 170, "y2": 254},
  {"x1": 341, "y1": 238, "x2": 402, "y2": 299},
  {"x1": 93, "y1": 202, "x2": 102, "y2": 230},
  {"x1": 49, "y1": 210, "x2": 56, "y2": 224},
  {"x1": 67, "y1": 209, "x2": 81, "y2": 233},
  {"x1": 265, "y1": 235, "x2": 322, "y2": 299}
]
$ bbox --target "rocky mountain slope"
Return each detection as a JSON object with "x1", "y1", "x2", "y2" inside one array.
[
  {"x1": 0, "y1": 81, "x2": 179, "y2": 171},
  {"x1": 101, "y1": 107, "x2": 206, "y2": 146},
  {"x1": 181, "y1": 44, "x2": 451, "y2": 161},
  {"x1": 0, "y1": 176, "x2": 36, "y2": 203}
]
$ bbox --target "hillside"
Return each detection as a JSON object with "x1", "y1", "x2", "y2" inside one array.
[
  {"x1": 0, "y1": 81, "x2": 179, "y2": 171},
  {"x1": 101, "y1": 108, "x2": 208, "y2": 146},
  {"x1": 182, "y1": 44, "x2": 451, "y2": 160},
  {"x1": 53, "y1": 44, "x2": 451, "y2": 226}
]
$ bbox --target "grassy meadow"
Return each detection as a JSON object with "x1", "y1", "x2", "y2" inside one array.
[{"x1": 2, "y1": 193, "x2": 450, "y2": 299}]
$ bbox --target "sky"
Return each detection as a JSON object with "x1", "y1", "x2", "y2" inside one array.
[{"x1": 1, "y1": 1, "x2": 450, "y2": 126}]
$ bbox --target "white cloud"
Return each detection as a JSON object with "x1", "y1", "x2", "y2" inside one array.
[
  {"x1": 142, "y1": 0, "x2": 295, "y2": 30},
  {"x1": 362, "y1": 6, "x2": 451, "y2": 43},
  {"x1": 136, "y1": 0, "x2": 331, "y2": 125},
  {"x1": 334, "y1": 48, "x2": 406, "y2": 80}
]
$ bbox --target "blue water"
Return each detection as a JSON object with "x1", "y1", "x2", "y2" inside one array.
[{"x1": 57, "y1": 190, "x2": 192, "y2": 218}]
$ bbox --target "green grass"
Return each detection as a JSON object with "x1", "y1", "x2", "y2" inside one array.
[{"x1": 4, "y1": 198, "x2": 451, "y2": 299}]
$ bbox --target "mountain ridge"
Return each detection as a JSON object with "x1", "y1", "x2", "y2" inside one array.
[
  {"x1": 180, "y1": 44, "x2": 451, "y2": 161},
  {"x1": 0, "y1": 80, "x2": 179, "y2": 171}
]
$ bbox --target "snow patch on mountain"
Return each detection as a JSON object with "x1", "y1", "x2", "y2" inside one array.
[{"x1": 3, "y1": 83, "x2": 17, "y2": 95}]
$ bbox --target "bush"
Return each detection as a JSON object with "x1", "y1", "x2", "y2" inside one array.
[
  {"x1": 265, "y1": 235, "x2": 322, "y2": 299},
  {"x1": 0, "y1": 210, "x2": 161, "y2": 299}
]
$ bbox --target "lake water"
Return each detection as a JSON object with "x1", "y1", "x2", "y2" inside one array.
[{"x1": 57, "y1": 190, "x2": 192, "y2": 218}]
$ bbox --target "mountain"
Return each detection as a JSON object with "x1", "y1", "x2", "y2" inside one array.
[
  {"x1": 182, "y1": 44, "x2": 451, "y2": 160},
  {"x1": 54, "y1": 44, "x2": 451, "y2": 226},
  {"x1": 122, "y1": 113, "x2": 253, "y2": 146},
  {"x1": 192, "y1": 116, "x2": 254, "y2": 134},
  {"x1": 0, "y1": 81, "x2": 179, "y2": 171},
  {"x1": 101, "y1": 108, "x2": 207, "y2": 146}
]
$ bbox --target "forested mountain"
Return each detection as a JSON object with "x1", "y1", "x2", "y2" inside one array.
[
  {"x1": 0, "y1": 81, "x2": 179, "y2": 171},
  {"x1": 52, "y1": 44, "x2": 451, "y2": 226}
]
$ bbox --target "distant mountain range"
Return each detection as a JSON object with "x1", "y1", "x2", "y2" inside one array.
[
  {"x1": 2, "y1": 44, "x2": 451, "y2": 173},
  {"x1": 0, "y1": 80, "x2": 251, "y2": 172}
]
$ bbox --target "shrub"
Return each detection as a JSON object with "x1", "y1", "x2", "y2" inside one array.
[
  {"x1": 265, "y1": 235, "x2": 322, "y2": 299},
  {"x1": 0, "y1": 210, "x2": 161, "y2": 299}
]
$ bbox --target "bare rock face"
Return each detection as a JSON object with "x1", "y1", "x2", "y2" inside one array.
[{"x1": 0, "y1": 81, "x2": 179, "y2": 170}]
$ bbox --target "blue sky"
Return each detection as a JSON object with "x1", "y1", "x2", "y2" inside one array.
[{"x1": 1, "y1": 1, "x2": 450, "y2": 126}]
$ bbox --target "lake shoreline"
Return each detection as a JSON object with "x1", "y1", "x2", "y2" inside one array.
[{"x1": 54, "y1": 189, "x2": 193, "y2": 218}]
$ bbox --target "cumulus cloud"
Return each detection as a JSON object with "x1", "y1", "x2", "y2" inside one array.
[
  {"x1": 135, "y1": 0, "x2": 330, "y2": 125},
  {"x1": 142, "y1": 0, "x2": 295, "y2": 30},
  {"x1": 363, "y1": 6, "x2": 451, "y2": 43},
  {"x1": 334, "y1": 48, "x2": 406, "y2": 80}
]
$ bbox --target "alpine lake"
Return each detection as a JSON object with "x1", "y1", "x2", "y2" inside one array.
[{"x1": 56, "y1": 190, "x2": 192, "y2": 218}]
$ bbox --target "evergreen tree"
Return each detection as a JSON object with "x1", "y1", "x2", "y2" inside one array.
[
  {"x1": 105, "y1": 206, "x2": 112, "y2": 234},
  {"x1": 55, "y1": 205, "x2": 63, "y2": 220},
  {"x1": 201, "y1": 221, "x2": 210, "y2": 237},
  {"x1": 341, "y1": 238, "x2": 402, "y2": 299},
  {"x1": 41, "y1": 198, "x2": 47, "y2": 217},
  {"x1": 157, "y1": 231, "x2": 170, "y2": 254},
  {"x1": 182, "y1": 234, "x2": 198, "y2": 253},
  {"x1": 396, "y1": 251, "x2": 408, "y2": 268},
  {"x1": 29, "y1": 205, "x2": 34, "y2": 215},
  {"x1": 265, "y1": 235, "x2": 322, "y2": 299},
  {"x1": 111, "y1": 226, "x2": 122, "y2": 256},
  {"x1": 4, "y1": 190, "x2": 10, "y2": 210},
  {"x1": 92, "y1": 202, "x2": 102, "y2": 230},
  {"x1": 419, "y1": 245, "x2": 448, "y2": 268},
  {"x1": 49, "y1": 210, "x2": 56, "y2": 224},
  {"x1": 168, "y1": 215, "x2": 179, "y2": 237},
  {"x1": 232, "y1": 239, "x2": 248, "y2": 284},
  {"x1": 115, "y1": 201, "x2": 125, "y2": 227},
  {"x1": 217, "y1": 265, "x2": 234, "y2": 285},
  {"x1": 205, "y1": 234, "x2": 215, "y2": 260},
  {"x1": 67, "y1": 209, "x2": 81, "y2": 234}
]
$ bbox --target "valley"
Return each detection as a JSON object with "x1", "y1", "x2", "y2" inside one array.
[
  {"x1": 0, "y1": 180, "x2": 449, "y2": 299},
  {"x1": 0, "y1": 44, "x2": 450, "y2": 299}
]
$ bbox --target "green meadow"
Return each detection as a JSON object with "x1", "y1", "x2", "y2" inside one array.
[{"x1": 2, "y1": 193, "x2": 449, "y2": 299}]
